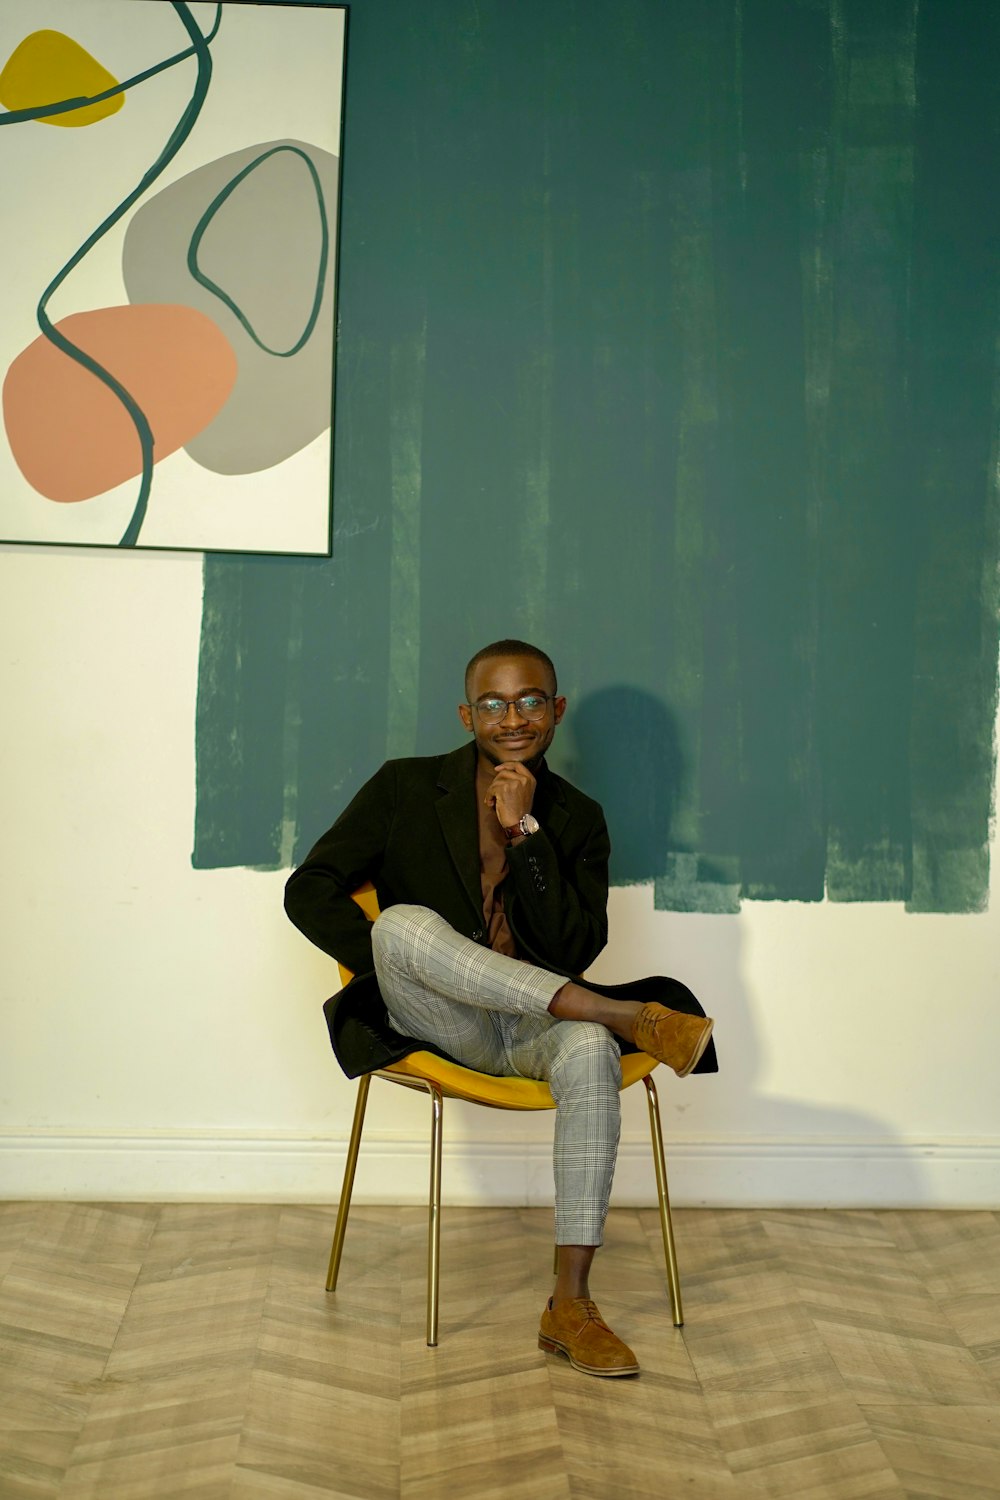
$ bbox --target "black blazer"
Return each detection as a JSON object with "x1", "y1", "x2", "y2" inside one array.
[{"x1": 285, "y1": 742, "x2": 717, "y2": 1078}]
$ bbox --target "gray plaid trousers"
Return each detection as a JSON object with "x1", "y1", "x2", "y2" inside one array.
[{"x1": 371, "y1": 904, "x2": 622, "y2": 1245}]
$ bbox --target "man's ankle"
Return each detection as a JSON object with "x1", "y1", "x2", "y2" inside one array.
[{"x1": 551, "y1": 1288, "x2": 590, "y2": 1307}]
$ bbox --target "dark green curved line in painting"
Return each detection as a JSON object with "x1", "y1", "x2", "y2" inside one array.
[
  {"x1": 0, "y1": 5, "x2": 223, "y2": 127},
  {"x1": 26, "y1": 4, "x2": 219, "y2": 547},
  {"x1": 186, "y1": 145, "x2": 331, "y2": 358}
]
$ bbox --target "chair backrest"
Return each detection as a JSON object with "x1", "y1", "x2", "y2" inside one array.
[{"x1": 337, "y1": 882, "x2": 380, "y2": 986}]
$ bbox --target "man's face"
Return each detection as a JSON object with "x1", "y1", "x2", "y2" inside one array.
[{"x1": 459, "y1": 654, "x2": 566, "y2": 767}]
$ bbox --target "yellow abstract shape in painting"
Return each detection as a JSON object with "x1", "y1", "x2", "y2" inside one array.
[{"x1": 0, "y1": 30, "x2": 123, "y2": 127}]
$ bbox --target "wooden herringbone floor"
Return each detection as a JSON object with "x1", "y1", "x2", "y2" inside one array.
[{"x1": 1, "y1": 1202, "x2": 998, "y2": 1498}]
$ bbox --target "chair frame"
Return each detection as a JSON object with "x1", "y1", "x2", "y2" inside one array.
[{"x1": 326, "y1": 1064, "x2": 684, "y2": 1346}]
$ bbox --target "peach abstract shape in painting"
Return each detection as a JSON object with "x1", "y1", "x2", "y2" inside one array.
[
  {"x1": 0, "y1": 29, "x2": 124, "y2": 127},
  {"x1": 2, "y1": 304, "x2": 237, "y2": 502}
]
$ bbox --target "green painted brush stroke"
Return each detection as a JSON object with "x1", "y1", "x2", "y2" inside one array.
[
  {"x1": 386, "y1": 326, "x2": 426, "y2": 757},
  {"x1": 194, "y1": 0, "x2": 999, "y2": 915}
]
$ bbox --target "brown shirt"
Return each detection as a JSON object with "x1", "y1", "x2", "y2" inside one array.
[{"x1": 475, "y1": 760, "x2": 518, "y2": 957}]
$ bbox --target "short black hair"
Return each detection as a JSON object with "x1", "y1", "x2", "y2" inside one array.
[{"x1": 465, "y1": 639, "x2": 558, "y2": 699}]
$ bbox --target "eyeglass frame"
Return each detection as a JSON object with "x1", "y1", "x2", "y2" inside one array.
[{"x1": 465, "y1": 692, "x2": 557, "y2": 722}]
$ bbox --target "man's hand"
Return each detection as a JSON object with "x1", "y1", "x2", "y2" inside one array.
[{"x1": 486, "y1": 762, "x2": 536, "y2": 830}]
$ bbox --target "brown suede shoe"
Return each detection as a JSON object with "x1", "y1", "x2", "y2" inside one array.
[
  {"x1": 633, "y1": 1002, "x2": 714, "y2": 1077},
  {"x1": 538, "y1": 1297, "x2": 640, "y2": 1377}
]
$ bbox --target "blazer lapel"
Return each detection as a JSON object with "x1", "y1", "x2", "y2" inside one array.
[
  {"x1": 435, "y1": 743, "x2": 484, "y2": 923},
  {"x1": 533, "y1": 760, "x2": 569, "y2": 843}
]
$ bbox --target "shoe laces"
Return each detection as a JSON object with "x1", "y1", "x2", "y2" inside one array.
[{"x1": 573, "y1": 1298, "x2": 611, "y2": 1334}]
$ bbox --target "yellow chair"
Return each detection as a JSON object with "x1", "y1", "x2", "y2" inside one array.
[{"x1": 326, "y1": 885, "x2": 684, "y2": 1345}]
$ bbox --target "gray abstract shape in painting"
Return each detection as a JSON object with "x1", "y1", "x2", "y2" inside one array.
[{"x1": 122, "y1": 140, "x2": 338, "y2": 474}]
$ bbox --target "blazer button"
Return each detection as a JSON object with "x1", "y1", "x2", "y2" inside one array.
[{"x1": 472, "y1": 928, "x2": 484, "y2": 942}]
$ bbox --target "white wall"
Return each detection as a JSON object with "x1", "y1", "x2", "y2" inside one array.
[{"x1": 2, "y1": 547, "x2": 998, "y2": 1208}]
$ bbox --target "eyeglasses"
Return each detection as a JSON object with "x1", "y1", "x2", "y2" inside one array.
[{"x1": 468, "y1": 693, "x2": 554, "y2": 723}]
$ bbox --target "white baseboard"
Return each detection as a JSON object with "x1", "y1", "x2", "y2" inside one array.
[{"x1": 1, "y1": 1131, "x2": 997, "y2": 1208}]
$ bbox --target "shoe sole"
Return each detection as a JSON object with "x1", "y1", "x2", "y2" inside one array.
[
  {"x1": 674, "y1": 1016, "x2": 714, "y2": 1078},
  {"x1": 538, "y1": 1334, "x2": 640, "y2": 1377}
]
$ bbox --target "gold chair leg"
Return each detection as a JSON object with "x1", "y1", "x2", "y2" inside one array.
[
  {"x1": 643, "y1": 1073, "x2": 684, "y2": 1326},
  {"x1": 326, "y1": 1073, "x2": 372, "y2": 1292},
  {"x1": 427, "y1": 1086, "x2": 443, "y2": 1347}
]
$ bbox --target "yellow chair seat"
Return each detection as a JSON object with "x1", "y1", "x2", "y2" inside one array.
[{"x1": 380, "y1": 1047, "x2": 659, "y2": 1109}]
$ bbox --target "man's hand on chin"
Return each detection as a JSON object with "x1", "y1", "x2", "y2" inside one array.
[{"x1": 485, "y1": 761, "x2": 536, "y2": 831}]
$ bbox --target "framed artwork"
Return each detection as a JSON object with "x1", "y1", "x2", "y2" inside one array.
[{"x1": 0, "y1": 1, "x2": 346, "y2": 555}]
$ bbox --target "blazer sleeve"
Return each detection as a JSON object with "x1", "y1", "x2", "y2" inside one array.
[
  {"x1": 504, "y1": 801, "x2": 610, "y2": 975},
  {"x1": 283, "y1": 761, "x2": 397, "y2": 975}
]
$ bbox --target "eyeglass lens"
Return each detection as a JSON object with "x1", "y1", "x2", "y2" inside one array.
[{"x1": 474, "y1": 695, "x2": 549, "y2": 722}]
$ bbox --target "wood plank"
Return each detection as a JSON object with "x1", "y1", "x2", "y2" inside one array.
[
  {"x1": 0, "y1": 1204, "x2": 998, "y2": 1497},
  {"x1": 776, "y1": 1209, "x2": 998, "y2": 1406},
  {"x1": 662, "y1": 1210, "x2": 847, "y2": 1396},
  {"x1": 704, "y1": 1392, "x2": 907, "y2": 1499},
  {"x1": 58, "y1": 1205, "x2": 277, "y2": 1498},
  {"x1": 0, "y1": 1204, "x2": 159, "y2": 1499},
  {"x1": 234, "y1": 1206, "x2": 400, "y2": 1500},
  {"x1": 862, "y1": 1404, "x2": 1000, "y2": 1499},
  {"x1": 399, "y1": 1207, "x2": 567, "y2": 1500},
  {"x1": 0, "y1": 1203, "x2": 42, "y2": 1286},
  {"x1": 544, "y1": 1210, "x2": 732, "y2": 1496}
]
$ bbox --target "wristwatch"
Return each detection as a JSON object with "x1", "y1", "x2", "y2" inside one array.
[{"x1": 503, "y1": 813, "x2": 540, "y2": 842}]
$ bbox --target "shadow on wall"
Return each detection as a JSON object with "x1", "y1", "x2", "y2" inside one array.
[
  {"x1": 592, "y1": 886, "x2": 929, "y2": 1205},
  {"x1": 569, "y1": 686, "x2": 926, "y2": 1202},
  {"x1": 562, "y1": 685, "x2": 685, "y2": 885}
]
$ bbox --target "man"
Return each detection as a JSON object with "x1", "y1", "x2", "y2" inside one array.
[{"x1": 285, "y1": 639, "x2": 716, "y2": 1377}]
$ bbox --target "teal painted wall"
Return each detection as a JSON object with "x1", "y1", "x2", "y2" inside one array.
[{"x1": 194, "y1": 0, "x2": 1000, "y2": 913}]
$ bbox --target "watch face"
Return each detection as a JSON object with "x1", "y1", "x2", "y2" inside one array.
[{"x1": 521, "y1": 814, "x2": 540, "y2": 835}]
